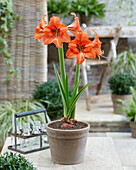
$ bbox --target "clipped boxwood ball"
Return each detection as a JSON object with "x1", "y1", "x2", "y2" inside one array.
[
  {"x1": 108, "y1": 73, "x2": 136, "y2": 95},
  {"x1": 0, "y1": 152, "x2": 36, "y2": 170}
]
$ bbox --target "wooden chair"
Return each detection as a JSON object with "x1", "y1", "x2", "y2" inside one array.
[{"x1": 66, "y1": 25, "x2": 122, "y2": 111}]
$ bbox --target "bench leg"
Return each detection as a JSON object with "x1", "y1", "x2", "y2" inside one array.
[
  {"x1": 81, "y1": 61, "x2": 90, "y2": 111},
  {"x1": 68, "y1": 59, "x2": 76, "y2": 87},
  {"x1": 96, "y1": 65, "x2": 108, "y2": 95}
]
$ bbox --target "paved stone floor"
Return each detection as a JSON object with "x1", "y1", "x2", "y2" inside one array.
[
  {"x1": 1, "y1": 137, "x2": 123, "y2": 170},
  {"x1": 1, "y1": 133, "x2": 136, "y2": 170},
  {"x1": 76, "y1": 95, "x2": 136, "y2": 169},
  {"x1": 1, "y1": 95, "x2": 136, "y2": 169},
  {"x1": 89, "y1": 132, "x2": 136, "y2": 170}
]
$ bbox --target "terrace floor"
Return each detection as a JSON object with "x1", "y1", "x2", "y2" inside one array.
[
  {"x1": 88, "y1": 132, "x2": 136, "y2": 170},
  {"x1": 2, "y1": 133, "x2": 136, "y2": 169},
  {"x1": 1, "y1": 94, "x2": 136, "y2": 169}
]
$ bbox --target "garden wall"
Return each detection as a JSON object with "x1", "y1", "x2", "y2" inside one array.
[
  {"x1": 0, "y1": 0, "x2": 48, "y2": 102},
  {"x1": 48, "y1": 0, "x2": 136, "y2": 95}
]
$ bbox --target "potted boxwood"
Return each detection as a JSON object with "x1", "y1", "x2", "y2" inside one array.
[
  {"x1": 34, "y1": 12, "x2": 102, "y2": 164},
  {"x1": 47, "y1": 0, "x2": 73, "y2": 25},
  {"x1": 71, "y1": 0, "x2": 106, "y2": 25},
  {"x1": 108, "y1": 73, "x2": 136, "y2": 115},
  {"x1": 117, "y1": 87, "x2": 136, "y2": 138}
]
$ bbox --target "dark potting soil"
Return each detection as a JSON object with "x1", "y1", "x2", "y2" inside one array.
[{"x1": 48, "y1": 121, "x2": 88, "y2": 130}]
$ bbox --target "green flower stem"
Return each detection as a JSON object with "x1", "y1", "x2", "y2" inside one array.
[
  {"x1": 71, "y1": 64, "x2": 80, "y2": 119},
  {"x1": 58, "y1": 43, "x2": 67, "y2": 117},
  {"x1": 58, "y1": 43, "x2": 66, "y2": 89}
]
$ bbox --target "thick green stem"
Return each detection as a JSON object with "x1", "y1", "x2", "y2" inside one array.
[
  {"x1": 71, "y1": 64, "x2": 80, "y2": 119},
  {"x1": 58, "y1": 43, "x2": 66, "y2": 88},
  {"x1": 58, "y1": 43, "x2": 67, "y2": 117}
]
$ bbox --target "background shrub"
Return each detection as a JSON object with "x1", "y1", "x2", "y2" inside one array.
[
  {"x1": 108, "y1": 73, "x2": 136, "y2": 95},
  {"x1": 33, "y1": 80, "x2": 73, "y2": 120},
  {"x1": 110, "y1": 49, "x2": 136, "y2": 78},
  {"x1": 0, "y1": 152, "x2": 36, "y2": 170}
]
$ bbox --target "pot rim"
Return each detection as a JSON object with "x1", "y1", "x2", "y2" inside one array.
[{"x1": 46, "y1": 120, "x2": 90, "y2": 132}]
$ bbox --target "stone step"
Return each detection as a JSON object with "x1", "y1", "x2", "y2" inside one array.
[
  {"x1": 89, "y1": 121, "x2": 130, "y2": 132},
  {"x1": 77, "y1": 96, "x2": 130, "y2": 132}
]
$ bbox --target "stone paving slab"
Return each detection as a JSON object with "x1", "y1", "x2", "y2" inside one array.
[
  {"x1": 76, "y1": 99, "x2": 130, "y2": 132},
  {"x1": 106, "y1": 132, "x2": 136, "y2": 169},
  {"x1": 123, "y1": 166, "x2": 136, "y2": 170},
  {"x1": 76, "y1": 99, "x2": 128, "y2": 122},
  {"x1": 1, "y1": 137, "x2": 123, "y2": 170}
]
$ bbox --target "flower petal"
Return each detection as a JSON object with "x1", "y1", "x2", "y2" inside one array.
[
  {"x1": 43, "y1": 36, "x2": 54, "y2": 45},
  {"x1": 49, "y1": 16, "x2": 61, "y2": 29},
  {"x1": 34, "y1": 32, "x2": 45, "y2": 40},
  {"x1": 92, "y1": 29, "x2": 102, "y2": 58},
  {"x1": 34, "y1": 15, "x2": 47, "y2": 41},
  {"x1": 68, "y1": 12, "x2": 82, "y2": 35},
  {"x1": 85, "y1": 49, "x2": 96, "y2": 59},
  {"x1": 40, "y1": 14, "x2": 47, "y2": 29},
  {"x1": 60, "y1": 32, "x2": 71, "y2": 43},
  {"x1": 76, "y1": 52, "x2": 85, "y2": 65},
  {"x1": 58, "y1": 24, "x2": 68, "y2": 33},
  {"x1": 66, "y1": 49, "x2": 78, "y2": 58},
  {"x1": 53, "y1": 37, "x2": 62, "y2": 48}
]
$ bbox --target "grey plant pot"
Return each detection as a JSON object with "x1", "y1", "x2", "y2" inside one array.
[
  {"x1": 46, "y1": 121, "x2": 90, "y2": 165},
  {"x1": 112, "y1": 94, "x2": 132, "y2": 115},
  {"x1": 130, "y1": 121, "x2": 136, "y2": 138},
  {"x1": 79, "y1": 13, "x2": 94, "y2": 26},
  {"x1": 48, "y1": 14, "x2": 74, "y2": 25}
]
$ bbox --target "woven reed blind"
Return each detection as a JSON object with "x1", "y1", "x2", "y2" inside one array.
[{"x1": 0, "y1": 0, "x2": 47, "y2": 102}]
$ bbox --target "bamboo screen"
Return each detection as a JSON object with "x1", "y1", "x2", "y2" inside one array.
[{"x1": 0, "y1": 0, "x2": 47, "y2": 102}]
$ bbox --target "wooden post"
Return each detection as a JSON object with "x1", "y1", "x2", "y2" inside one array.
[
  {"x1": 68, "y1": 58, "x2": 76, "y2": 87},
  {"x1": 81, "y1": 60, "x2": 90, "y2": 111}
]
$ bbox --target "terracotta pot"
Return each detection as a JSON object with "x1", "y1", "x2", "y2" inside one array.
[
  {"x1": 112, "y1": 94, "x2": 132, "y2": 115},
  {"x1": 46, "y1": 121, "x2": 90, "y2": 165},
  {"x1": 130, "y1": 121, "x2": 136, "y2": 138}
]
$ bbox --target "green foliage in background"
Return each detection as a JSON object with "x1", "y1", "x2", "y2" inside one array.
[
  {"x1": 33, "y1": 80, "x2": 73, "y2": 120},
  {"x1": 117, "y1": 87, "x2": 136, "y2": 122},
  {"x1": 111, "y1": 49, "x2": 136, "y2": 78},
  {"x1": 108, "y1": 73, "x2": 136, "y2": 95},
  {"x1": 0, "y1": 152, "x2": 36, "y2": 170},
  {"x1": 0, "y1": 0, "x2": 21, "y2": 82},
  {"x1": 47, "y1": 0, "x2": 71, "y2": 16},
  {"x1": 0, "y1": 100, "x2": 47, "y2": 145},
  {"x1": 71, "y1": 0, "x2": 105, "y2": 18}
]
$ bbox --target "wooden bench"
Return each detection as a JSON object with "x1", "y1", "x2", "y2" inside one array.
[{"x1": 66, "y1": 25, "x2": 136, "y2": 111}]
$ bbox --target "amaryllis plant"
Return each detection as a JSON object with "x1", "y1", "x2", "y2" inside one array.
[{"x1": 34, "y1": 13, "x2": 102, "y2": 125}]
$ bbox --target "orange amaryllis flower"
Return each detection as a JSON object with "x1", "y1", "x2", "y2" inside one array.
[
  {"x1": 66, "y1": 32, "x2": 96, "y2": 65},
  {"x1": 68, "y1": 12, "x2": 82, "y2": 35},
  {"x1": 34, "y1": 15, "x2": 47, "y2": 42},
  {"x1": 92, "y1": 29, "x2": 102, "y2": 61},
  {"x1": 42, "y1": 16, "x2": 71, "y2": 48}
]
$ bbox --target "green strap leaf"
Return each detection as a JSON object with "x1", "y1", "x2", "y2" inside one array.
[
  {"x1": 58, "y1": 43, "x2": 66, "y2": 90},
  {"x1": 65, "y1": 75, "x2": 69, "y2": 107},
  {"x1": 69, "y1": 80, "x2": 81, "y2": 107},
  {"x1": 53, "y1": 63, "x2": 67, "y2": 117},
  {"x1": 68, "y1": 80, "x2": 92, "y2": 116}
]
